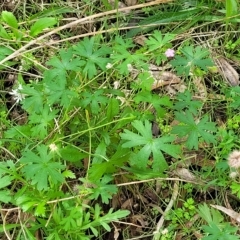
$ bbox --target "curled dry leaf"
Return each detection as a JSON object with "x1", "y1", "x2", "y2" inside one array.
[
  {"x1": 215, "y1": 57, "x2": 239, "y2": 86},
  {"x1": 130, "y1": 63, "x2": 182, "y2": 93},
  {"x1": 121, "y1": 198, "x2": 133, "y2": 210},
  {"x1": 134, "y1": 35, "x2": 147, "y2": 46},
  {"x1": 144, "y1": 188, "x2": 158, "y2": 203},
  {"x1": 165, "y1": 85, "x2": 178, "y2": 95},
  {"x1": 152, "y1": 121, "x2": 160, "y2": 137},
  {"x1": 131, "y1": 214, "x2": 147, "y2": 227},
  {"x1": 165, "y1": 84, "x2": 187, "y2": 96},
  {"x1": 151, "y1": 71, "x2": 181, "y2": 90},
  {"x1": 149, "y1": 63, "x2": 171, "y2": 71},
  {"x1": 210, "y1": 204, "x2": 240, "y2": 223},
  {"x1": 172, "y1": 168, "x2": 198, "y2": 182}
]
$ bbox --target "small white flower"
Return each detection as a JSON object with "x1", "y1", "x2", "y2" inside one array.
[
  {"x1": 113, "y1": 81, "x2": 120, "y2": 89},
  {"x1": 161, "y1": 228, "x2": 168, "y2": 235},
  {"x1": 9, "y1": 84, "x2": 26, "y2": 103},
  {"x1": 49, "y1": 143, "x2": 58, "y2": 152},
  {"x1": 229, "y1": 171, "x2": 238, "y2": 179},
  {"x1": 106, "y1": 63, "x2": 113, "y2": 69},
  {"x1": 127, "y1": 63, "x2": 133, "y2": 72}
]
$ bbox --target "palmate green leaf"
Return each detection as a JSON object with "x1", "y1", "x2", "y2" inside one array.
[
  {"x1": 44, "y1": 48, "x2": 83, "y2": 109},
  {"x1": 62, "y1": 170, "x2": 76, "y2": 179},
  {"x1": 44, "y1": 69, "x2": 78, "y2": 110},
  {"x1": 189, "y1": 46, "x2": 214, "y2": 70},
  {"x1": 134, "y1": 91, "x2": 172, "y2": 117},
  {"x1": 172, "y1": 111, "x2": 217, "y2": 150},
  {"x1": 114, "y1": 51, "x2": 148, "y2": 75},
  {"x1": 198, "y1": 204, "x2": 224, "y2": 226},
  {"x1": 225, "y1": 86, "x2": 240, "y2": 109},
  {"x1": 110, "y1": 36, "x2": 148, "y2": 75},
  {"x1": 145, "y1": 30, "x2": 175, "y2": 51},
  {"x1": 120, "y1": 120, "x2": 181, "y2": 172},
  {"x1": 88, "y1": 175, "x2": 118, "y2": 204},
  {"x1": 47, "y1": 48, "x2": 84, "y2": 71},
  {"x1": 122, "y1": 120, "x2": 153, "y2": 146},
  {"x1": 44, "y1": 67, "x2": 66, "y2": 84},
  {"x1": 34, "y1": 202, "x2": 46, "y2": 217},
  {"x1": 45, "y1": 49, "x2": 85, "y2": 82},
  {"x1": 170, "y1": 45, "x2": 214, "y2": 76},
  {"x1": 45, "y1": 79, "x2": 78, "y2": 108},
  {"x1": 81, "y1": 89, "x2": 108, "y2": 114},
  {"x1": 73, "y1": 37, "x2": 111, "y2": 79},
  {"x1": 21, "y1": 84, "x2": 44, "y2": 113},
  {"x1": 174, "y1": 90, "x2": 203, "y2": 115},
  {"x1": 202, "y1": 223, "x2": 239, "y2": 240},
  {"x1": 20, "y1": 145, "x2": 65, "y2": 191},
  {"x1": 28, "y1": 106, "x2": 58, "y2": 139},
  {"x1": 112, "y1": 36, "x2": 135, "y2": 51},
  {"x1": 60, "y1": 209, "x2": 80, "y2": 231},
  {"x1": 132, "y1": 71, "x2": 155, "y2": 91}
]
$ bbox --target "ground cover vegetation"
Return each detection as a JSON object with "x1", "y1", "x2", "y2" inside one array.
[{"x1": 0, "y1": 0, "x2": 240, "y2": 239}]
